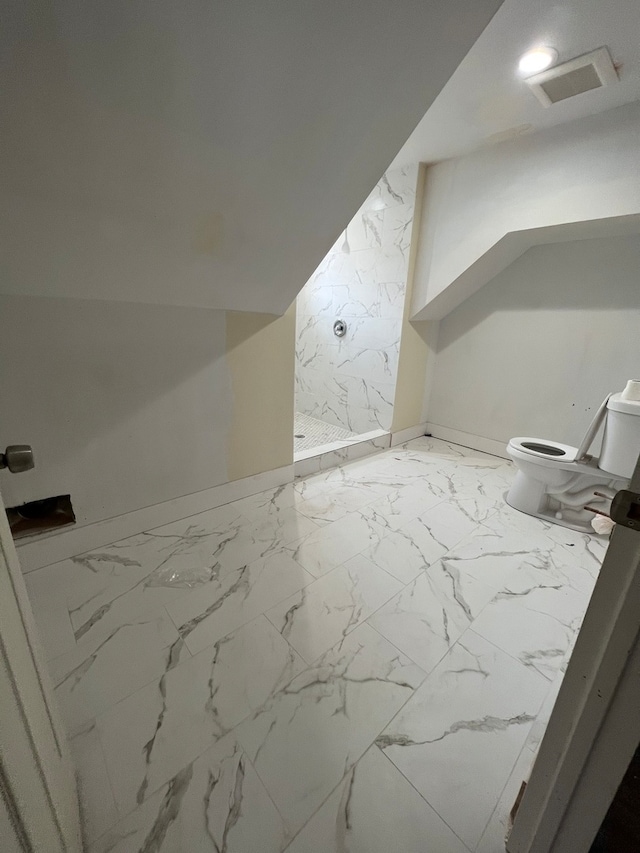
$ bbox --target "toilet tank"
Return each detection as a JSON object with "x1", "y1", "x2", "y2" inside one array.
[{"x1": 599, "y1": 394, "x2": 640, "y2": 479}]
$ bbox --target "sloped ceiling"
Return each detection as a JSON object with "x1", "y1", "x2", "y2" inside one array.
[
  {"x1": 0, "y1": 0, "x2": 502, "y2": 313},
  {"x1": 392, "y1": 0, "x2": 640, "y2": 166}
]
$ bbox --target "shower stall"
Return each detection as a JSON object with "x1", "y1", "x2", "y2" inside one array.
[{"x1": 294, "y1": 164, "x2": 419, "y2": 458}]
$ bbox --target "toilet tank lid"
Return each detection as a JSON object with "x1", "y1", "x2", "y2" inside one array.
[{"x1": 608, "y1": 393, "x2": 640, "y2": 415}]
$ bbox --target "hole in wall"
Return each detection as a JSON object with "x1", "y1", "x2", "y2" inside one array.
[{"x1": 7, "y1": 494, "x2": 76, "y2": 539}]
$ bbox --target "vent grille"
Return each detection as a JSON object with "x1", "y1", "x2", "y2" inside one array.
[{"x1": 525, "y1": 47, "x2": 618, "y2": 107}]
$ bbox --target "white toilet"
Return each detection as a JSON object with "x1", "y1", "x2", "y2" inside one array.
[{"x1": 506, "y1": 385, "x2": 640, "y2": 532}]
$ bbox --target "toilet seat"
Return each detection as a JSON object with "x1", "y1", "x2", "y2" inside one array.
[
  {"x1": 505, "y1": 392, "x2": 635, "y2": 532},
  {"x1": 508, "y1": 437, "x2": 579, "y2": 467}
]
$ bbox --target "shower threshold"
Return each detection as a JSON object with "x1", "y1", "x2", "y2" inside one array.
[{"x1": 293, "y1": 413, "x2": 389, "y2": 468}]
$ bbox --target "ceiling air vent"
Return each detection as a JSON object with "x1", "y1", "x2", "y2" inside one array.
[{"x1": 525, "y1": 47, "x2": 618, "y2": 107}]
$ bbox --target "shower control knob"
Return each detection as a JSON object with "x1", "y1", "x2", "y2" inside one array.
[
  {"x1": 0, "y1": 445, "x2": 35, "y2": 474},
  {"x1": 333, "y1": 319, "x2": 347, "y2": 338}
]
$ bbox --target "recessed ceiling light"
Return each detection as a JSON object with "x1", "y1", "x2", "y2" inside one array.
[{"x1": 518, "y1": 47, "x2": 558, "y2": 76}]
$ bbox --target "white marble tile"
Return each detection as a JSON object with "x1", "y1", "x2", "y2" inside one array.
[
  {"x1": 65, "y1": 531, "x2": 239, "y2": 645},
  {"x1": 266, "y1": 555, "x2": 402, "y2": 664},
  {"x1": 25, "y1": 433, "x2": 600, "y2": 853},
  {"x1": 166, "y1": 550, "x2": 315, "y2": 655},
  {"x1": 90, "y1": 734, "x2": 287, "y2": 853},
  {"x1": 231, "y1": 481, "x2": 300, "y2": 516},
  {"x1": 471, "y1": 591, "x2": 585, "y2": 682},
  {"x1": 295, "y1": 479, "x2": 392, "y2": 524},
  {"x1": 369, "y1": 561, "x2": 496, "y2": 673},
  {"x1": 335, "y1": 317, "x2": 403, "y2": 351},
  {"x1": 439, "y1": 526, "x2": 563, "y2": 595},
  {"x1": 378, "y1": 165, "x2": 419, "y2": 209},
  {"x1": 284, "y1": 513, "x2": 385, "y2": 578},
  {"x1": 332, "y1": 339, "x2": 400, "y2": 383},
  {"x1": 51, "y1": 612, "x2": 187, "y2": 733},
  {"x1": 298, "y1": 484, "x2": 377, "y2": 525},
  {"x1": 237, "y1": 623, "x2": 425, "y2": 837},
  {"x1": 316, "y1": 433, "x2": 389, "y2": 470},
  {"x1": 543, "y1": 522, "x2": 609, "y2": 576},
  {"x1": 70, "y1": 721, "x2": 119, "y2": 846},
  {"x1": 69, "y1": 578, "x2": 187, "y2": 652},
  {"x1": 98, "y1": 616, "x2": 306, "y2": 816},
  {"x1": 285, "y1": 745, "x2": 468, "y2": 853},
  {"x1": 344, "y1": 207, "x2": 384, "y2": 252},
  {"x1": 307, "y1": 453, "x2": 403, "y2": 489},
  {"x1": 24, "y1": 566, "x2": 77, "y2": 661},
  {"x1": 524, "y1": 670, "x2": 564, "y2": 756},
  {"x1": 28, "y1": 545, "x2": 175, "y2": 661},
  {"x1": 366, "y1": 452, "x2": 462, "y2": 487},
  {"x1": 347, "y1": 400, "x2": 394, "y2": 435},
  {"x1": 475, "y1": 745, "x2": 536, "y2": 853},
  {"x1": 124, "y1": 509, "x2": 318, "y2": 610},
  {"x1": 332, "y1": 281, "x2": 406, "y2": 319},
  {"x1": 403, "y1": 437, "x2": 505, "y2": 468},
  {"x1": 321, "y1": 245, "x2": 407, "y2": 289},
  {"x1": 295, "y1": 389, "x2": 353, "y2": 433},
  {"x1": 294, "y1": 454, "x2": 322, "y2": 477},
  {"x1": 359, "y1": 484, "x2": 444, "y2": 531},
  {"x1": 360, "y1": 502, "x2": 481, "y2": 585},
  {"x1": 382, "y1": 201, "x2": 414, "y2": 253},
  {"x1": 297, "y1": 369, "x2": 397, "y2": 434},
  {"x1": 377, "y1": 629, "x2": 548, "y2": 851}
]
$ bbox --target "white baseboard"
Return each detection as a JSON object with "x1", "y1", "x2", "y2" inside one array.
[
  {"x1": 425, "y1": 423, "x2": 510, "y2": 460},
  {"x1": 16, "y1": 464, "x2": 295, "y2": 574},
  {"x1": 294, "y1": 432, "x2": 390, "y2": 477},
  {"x1": 390, "y1": 422, "x2": 429, "y2": 447}
]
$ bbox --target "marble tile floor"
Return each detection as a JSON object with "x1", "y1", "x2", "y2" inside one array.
[
  {"x1": 24, "y1": 437, "x2": 609, "y2": 852},
  {"x1": 294, "y1": 412, "x2": 356, "y2": 453}
]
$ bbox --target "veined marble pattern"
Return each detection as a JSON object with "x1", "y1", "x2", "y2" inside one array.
[
  {"x1": 295, "y1": 165, "x2": 418, "y2": 434},
  {"x1": 24, "y1": 437, "x2": 608, "y2": 852},
  {"x1": 293, "y1": 411, "x2": 355, "y2": 453}
]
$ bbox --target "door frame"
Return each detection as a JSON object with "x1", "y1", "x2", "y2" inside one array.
[
  {"x1": 508, "y1": 455, "x2": 640, "y2": 852},
  {"x1": 0, "y1": 487, "x2": 82, "y2": 852}
]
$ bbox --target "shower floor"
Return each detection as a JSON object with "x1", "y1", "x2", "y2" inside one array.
[{"x1": 294, "y1": 412, "x2": 356, "y2": 453}]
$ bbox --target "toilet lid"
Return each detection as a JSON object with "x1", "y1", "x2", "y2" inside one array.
[{"x1": 510, "y1": 437, "x2": 578, "y2": 462}]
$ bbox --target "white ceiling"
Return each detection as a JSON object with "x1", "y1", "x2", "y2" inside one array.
[
  {"x1": 392, "y1": 0, "x2": 640, "y2": 167},
  {"x1": 0, "y1": 0, "x2": 502, "y2": 313}
]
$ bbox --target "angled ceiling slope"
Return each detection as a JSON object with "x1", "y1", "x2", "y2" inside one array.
[
  {"x1": 410, "y1": 103, "x2": 640, "y2": 321},
  {"x1": 0, "y1": 0, "x2": 503, "y2": 313}
]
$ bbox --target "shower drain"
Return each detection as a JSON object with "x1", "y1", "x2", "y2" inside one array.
[{"x1": 294, "y1": 434, "x2": 305, "y2": 439}]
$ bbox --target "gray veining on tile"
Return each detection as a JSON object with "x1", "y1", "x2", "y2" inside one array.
[
  {"x1": 294, "y1": 411, "x2": 355, "y2": 453},
  {"x1": 285, "y1": 745, "x2": 469, "y2": 853},
  {"x1": 295, "y1": 165, "x2": 418, "y2": 434},
  {"x1": 90, "y1": 733, "x2": 287, "y2": 853},
  {"x1": 98, "y1": 616, "x2": 305, "y2": 816},
  {"x1": 24, "y1": 435, "x2": 607, "y2": 850},
  {"x1": 377, "y1": 629, "x2": 549, "y2": 850},
  {"x1": 236, "y1": 623, "x2": 425, "y2": 836}
]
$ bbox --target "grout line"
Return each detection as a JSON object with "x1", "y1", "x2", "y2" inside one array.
[
  {"x1": 31, "y1": 435, "x2": 584, "y2": 850},
  {"x1": 374, "y1": 744, "x2": 474, "y2": 852}
]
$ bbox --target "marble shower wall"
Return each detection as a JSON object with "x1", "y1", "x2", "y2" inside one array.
[{"x1": 295, "y1": 165, "x2": 419, "y2": 435}]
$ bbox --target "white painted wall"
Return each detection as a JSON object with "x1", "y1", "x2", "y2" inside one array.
[
  {"x1": 295, "y1": 166, "x2": 418, "y2": 434},
  {"x1": 411, "y1": 103, "x2": 640, "y2": 320},
  {"x1": 0, "y1": 0, "x2": 501, "y2": 315},
  {"x1": 427, "y1": 236, "x2": 640, "y2": 448},
  {"x1": 0, "y1": 297, "x2": 230, "y2": 526}
]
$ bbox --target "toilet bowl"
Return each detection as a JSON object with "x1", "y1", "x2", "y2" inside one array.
[
  {"x1": 506, "y1": 437, "x2": 626, "y2": 532},
  {"x1": 506, "y1": 391, "x2": 640, "y2": 533}
]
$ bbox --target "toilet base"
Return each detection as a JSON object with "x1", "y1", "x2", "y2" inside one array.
[
  {"x1": 506, "y1": 467, "x2": 627, "y2": 534},
  {"x1": 505, "y1": 494, "x2": 599, "y2": 534}
]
